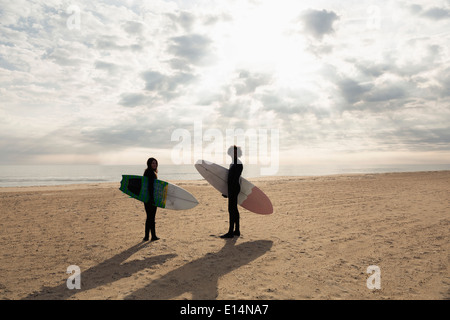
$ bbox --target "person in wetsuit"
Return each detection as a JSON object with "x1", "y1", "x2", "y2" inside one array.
[
  {"x1": 143, "y1": 157, "x2": 159, "y2": 242},
  {"x1": 221, "y1": 145, "x2": 243, "y2": 238}
]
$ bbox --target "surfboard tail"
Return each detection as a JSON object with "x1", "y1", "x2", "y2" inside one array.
[{"x1": 240, "y1": 185, "x2": 273, "y2": 214}]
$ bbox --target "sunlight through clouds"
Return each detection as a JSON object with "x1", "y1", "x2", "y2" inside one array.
[{"x1": 0, "y1": 0, "x2": 449, "y2": 165}]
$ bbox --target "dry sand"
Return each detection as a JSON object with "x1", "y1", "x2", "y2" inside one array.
[{"x1": 0, "y1": 171, "x2": 448, "y2": 300}]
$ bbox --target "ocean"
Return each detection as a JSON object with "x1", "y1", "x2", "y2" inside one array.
[{"x1": 0, "y1": 164, "x2": 449, "y2": 188}]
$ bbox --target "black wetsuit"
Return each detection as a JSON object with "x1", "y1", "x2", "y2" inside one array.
[
  {"x1": 143, "y1": 168, "x2": 157, "y2": 240},
  {"x1": 227, "y1": 162, "x2": 243, "y2": 235}
]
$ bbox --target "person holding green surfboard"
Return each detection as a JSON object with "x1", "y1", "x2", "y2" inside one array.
[
  {"x1": 143, "y1": 157, "x2": 160, "y2": 242},
  {"x1": 221, "y1": 145, "x2": 243, "y2": 238}
]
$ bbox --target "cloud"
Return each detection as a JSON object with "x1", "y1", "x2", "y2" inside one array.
[
  {"x1": 218, "y1": 98, "x2": 253, "y2": 119},
  {"x1": 141, "y1": 71, "x2": 166, "y2": 91},
  {"x1": 436, "y1": 67, "x2": 450, "y2": 97},
  {"x1": 166, "y1": 11, "x2": 196, "y2": 32},
  {"x1": 233, "y1": 70, "x2": 273, "y2": 96},
  {"x1": 43, "y1": 47, "x2": 86, "y2": 67},
  {"x1": 95, "y1": 36, "x2": 143, "y2": 52},
  {"x1": 167, "y1": 34, "x2": 214, "y2": 66},
  {"x1": 337, "y1": 78, "x2": 373, "y2": 105},
  {"x1": 258, "y1": 86, "x2": 323, "y2": 118},
  {"x1": 141, "y1": 70, "x2": 196, "y2": 102},
  {"x1": 354, "y1": 61, "x2": 391, "y2": 79},
  {"x1": 0, "y1": 54, "x2": 19, "y2": 71},
  {"x1": 1, "y1": 0, "x2": 449, "y2": 165},
  {"x1": 122, "y1": 20, "x2": 144, "y2": 35},
  {"x1": 118, "y1": 93, "x2": 149, "y2": 108},
  {"x1": 328, "y1": 68, "x2": 412, "y2": 111},
  {"x1": 421, "y1": 7, "x2": 450, "y2": 20},
  {"x1": 364, "y1": 83, "x2": 406, "y2": 103},
  {"x1": 94, "y1": 60, "x2": 121, "y2": 75},
  {"x1": 193, "y1": 69, "x2": 274, "y2": 122},
  {"x1": 409, "y1": 4, "x2": 450, "y2": 21},
  {"x1": 299, "y1": 9, "x2": 339, "y2": 40},
  {"x1": 80, "y1": 126, "x2": 152, "y2": 149}
]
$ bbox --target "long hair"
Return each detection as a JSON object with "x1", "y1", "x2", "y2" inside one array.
[{"x1": 146, "y1": 157, "x2": 158, "y2": 174}]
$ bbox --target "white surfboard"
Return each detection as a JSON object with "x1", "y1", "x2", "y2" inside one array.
[
  {"x1": 195, "y1": 160, "x2": 273, "y2": 214},
  {"x1": 119, "y1": 175, "x2": 198, "y2": 210},
  {"x1": 164, "y1": 182, "x2": 199, "y2": 210}
]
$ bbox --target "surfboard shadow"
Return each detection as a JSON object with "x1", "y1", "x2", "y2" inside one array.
[
  {"x1": 125, "y1": 239, "x2": 273, "y2": 300},
  {"x1": 22, "y1": 242, "x2": 176, "y2": 300}
]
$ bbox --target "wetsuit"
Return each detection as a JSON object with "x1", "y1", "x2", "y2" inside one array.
[
  {"x1": 143, "y1": 168, "x2": 157, "y2": 241},
  {"x1": 227, "y1": 162, "x2": 243, "y2": 235}
]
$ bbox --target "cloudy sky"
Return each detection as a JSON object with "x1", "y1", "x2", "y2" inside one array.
[{"x1": 1, "y1": 0, "x2": 449, "y2": 166}]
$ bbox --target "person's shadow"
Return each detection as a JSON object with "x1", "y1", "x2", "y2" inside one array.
[
  {"x1": 125, "y1": 238, "x2": 273, "y2": 300},
  {"x1": 22, "y1": 242, "x2": 176, "y2": 300}
]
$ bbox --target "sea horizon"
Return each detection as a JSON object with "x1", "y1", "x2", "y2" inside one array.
[{"x1": 0, "y1": 163, "x2": 449, "y2": 188}]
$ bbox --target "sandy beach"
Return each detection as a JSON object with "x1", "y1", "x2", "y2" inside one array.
[{"x1": 0, "y1": 171, "x2": 448, "y2": 300}]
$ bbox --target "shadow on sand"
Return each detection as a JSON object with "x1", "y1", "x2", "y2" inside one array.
[
  {"x1": 22, "y1": 242, "x2": 176, "y2": 300},
  {"x1": 125, "y1": 238, "x2": 273, "y2": 299}
]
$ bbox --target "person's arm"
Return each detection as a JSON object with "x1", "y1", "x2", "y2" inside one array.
[{"x1": 145, "y1": 170, "x2": 156, "y2": 205}]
